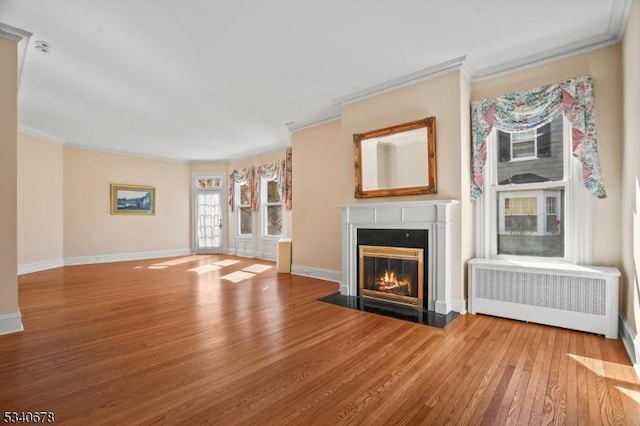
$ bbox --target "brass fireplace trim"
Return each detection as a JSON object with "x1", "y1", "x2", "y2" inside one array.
[{"x1": 359, "y1": 245, "x2": 424, "y2": 307}]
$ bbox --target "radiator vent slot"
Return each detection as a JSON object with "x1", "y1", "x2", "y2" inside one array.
[{"x1": 474, "y1": 269, "x2": 606, "y2": 316}]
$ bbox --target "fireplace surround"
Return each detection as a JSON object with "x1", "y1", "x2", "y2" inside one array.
[{"x1": 341, "y1": 200, "x2": 457, "y2": 314}]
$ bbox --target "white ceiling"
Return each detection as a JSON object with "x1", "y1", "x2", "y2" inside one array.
[{"x1": 0, "y1": 0, "x2": 630, "y2": 161}]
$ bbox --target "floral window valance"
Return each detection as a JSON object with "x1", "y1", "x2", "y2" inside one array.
[
  {"x1": 227, "y1": 147, "x2": 293, "y2": 211},
  {"x1": 471, "y1": 75, "x2": 606, "y2": 200},
  {"x1": 228, "y1": 166, "x2": 255, "y2": 211}
]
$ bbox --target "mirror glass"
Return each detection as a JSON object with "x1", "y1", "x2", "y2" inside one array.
[{"x1": 354, "y1": 117, "x2": 437, "y2": 198}]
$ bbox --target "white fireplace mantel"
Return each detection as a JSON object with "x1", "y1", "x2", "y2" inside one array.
[{"x1": 340, "y1": 199, "x2": 458, "y2": 315}]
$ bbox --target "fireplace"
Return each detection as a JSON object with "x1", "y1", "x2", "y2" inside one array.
[
  {"x1": 359, "y1": 245, "x2": 424, "y2": 307},
  {"x1": 357, "y1": 228, "x2": 428, "y2": 308},
  {"x1": 341, "y1": 200, "x2": 457, "y2": 315}
]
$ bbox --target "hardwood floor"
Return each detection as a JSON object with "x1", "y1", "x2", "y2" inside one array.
[{"x1": 1, "y1": 255, "x2": 639, "y2": 425}]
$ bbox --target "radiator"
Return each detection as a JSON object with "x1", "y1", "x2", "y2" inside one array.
[{"x1": 468, "y1": 258, "x2": 620, "y2": 338}]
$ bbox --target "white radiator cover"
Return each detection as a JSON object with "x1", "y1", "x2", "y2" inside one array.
[{"x1": 468, "y1": 258, "x2": 620, "y2": 338}]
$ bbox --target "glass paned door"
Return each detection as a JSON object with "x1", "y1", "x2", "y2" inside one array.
[{"x1": 195, "y1": 189, "x2": 223, "y2": 253}]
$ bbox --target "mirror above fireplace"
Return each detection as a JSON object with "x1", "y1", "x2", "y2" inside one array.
[{"x1": 353, "y1": 117, "x2": 437, "y2": 198}]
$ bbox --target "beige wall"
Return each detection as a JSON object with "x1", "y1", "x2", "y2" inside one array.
[
  {"x1": 291, "y1": 72, "x2": 472, "y2": 301},
  {"x1": 622, "y1": 0, "x2": 640, "y2": 334},
  {"x1": 17, "y1": 132, "x2": 64, "y2": 264},
  {"x1": 291, "y1": 120, "x2": 343, "y2": 271},
  {"x1": 340, "y1": 71, "x2": 468, "y2": 301},
  {"x1": 63, "y1": 147, "x2": 191, "y2": 258},
  {"x1": 472, "y1": 45, "x2": 624, "y2": 267},
  {"x1": 0, "y1": 37, "x2": 18, "y2": 315}
]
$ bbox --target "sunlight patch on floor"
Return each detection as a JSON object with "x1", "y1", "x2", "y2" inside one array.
[
  {"x1": 153, "y1": 255, "x2": 210, "y2": 267},
  {"x1": 188, "y1": 264, "x2": 222, "y2": 275},
  {"x1": 148, "y1": 265, "x2": 169, "y2": 270},
  {"x1": 221, "y1": 270, "x2": 256, "y2": 283},
  {"x1": 617, "y1": 385, "x2": 640, "y2": 404},
  {"x1": 568, "y1": 353, "x2": 636, "y2": 381},
  {"x1": 242, "y1": 264, "x2": 272, "y2": 274},
  {"x1": 214, "y1": 259, "x2": 240, "y2": 267}
]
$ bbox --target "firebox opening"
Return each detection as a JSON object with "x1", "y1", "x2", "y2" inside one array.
[
  {"x1": 357, "y1": 228, "x2": 429, "y2": 309},
  {"x1": 359, "y1": 245, "x2": 424, "y2": 307}
]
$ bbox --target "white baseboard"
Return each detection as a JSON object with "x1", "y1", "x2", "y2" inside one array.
[
  {"x1": 291, "y1": 264, "x2": 342, "y2": 284},
  {"x1": 64, "y1": 248, "x2": 193, "y2": 266},
  {"x1": 452, "y1": 299, "x2": 467, "y2": 314},
  {"x1": 18, "y1": 258, "x2": 64, "y2": 275},
  {"x1": 0, "y1": 310, "x2": 23, "y2": 336},
  {"x1": 225, "y1": 248, "x2": 236, "y2": 256},
  {"x1": 619, "y1": 314, "x2": 640, "y2": 380}
]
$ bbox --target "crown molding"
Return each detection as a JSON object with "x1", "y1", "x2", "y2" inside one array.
[
  {"x1": 471, "y1": 0, "x2": 632, "y2": 80},
  {"x1": 18, "y1": 125, "x2": 66, "y2": 145},
  {"x1": 610, "y1": 0, "x2": 634, "y2": 40},
  {"x1": 64, "y1": 142, "x2": 190, "y2": 164},
  {"x1": 225, "y1": 144, "x2": 290, "y2": 162},
  {"x1": 333, "y1": 55, "x2": 467, "y2": 106},
  {"x1": 286, "y1": 110, "x2": 341, "y2": 133},
  {"x1": 471, "y1": 33, "x2": 619, "y2": 81},
  {"x1": 0, "y1": 23, "x2": 32, "y2": 88},
  {"x1": 0, "y1": 23, "x2": 30, "y2": 43}
]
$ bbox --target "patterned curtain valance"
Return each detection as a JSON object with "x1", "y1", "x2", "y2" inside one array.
[
  {"x1": 471, "y1": 75, "x2": 606, "y2": 200},
  {"x1": 227, "y1": 147, "x2": 293, "y2": 212},
  {"x1": 254, "y1": 160, "x2": 284, "y2": 211},
  {"x1": 228, "y1": 167, "x2": 255, "y2": 211},
  {"x1": 283, "y1": 147, "x2": 292, "y2": 210}
]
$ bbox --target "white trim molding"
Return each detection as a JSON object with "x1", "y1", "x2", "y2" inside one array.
[
  {"x1": 0, "y1": 310, "x2": 23, "y2": 336},
  {"x1": 333, "y1": 56, "x2": 467, "y2": 107},
  {"x1": 18, "y1": 258, "x2": 65, "y2": 275},
  {"x1": 620, "y1": 314, "x2": 640, "y2": 380},
  {"x1": 0, "y1": 23, "x2": 31, "y2": 87},
  {"x1": 291, "y1": 265, "x2": 341, "y2": 284},
  {"x1": 286, "y1": 110, "x2": 341, "y2": 133},
  {"x1": 64, "y1": 248, "x2": 193, "y2": 266}
]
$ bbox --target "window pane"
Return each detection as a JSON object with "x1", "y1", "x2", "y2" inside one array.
[
  {"x1": 240, "y1": 184, "x2": 251, "y2": 205},
  {"x1": 546, "y1": 197, "x2": 556, "y2": 214},
  {"x1": 505, "y1": 215, "x2": 537, "y2": 233},
  {"x1": 511, "y1": 140, "x2": 535, "y2": 159},
  {"x1": 240, "y1": 207, "x2": 252, "y2": 234},
  {"x1": 498, "y1": 189, "x2": 564, "y2": 257},
  {"x1": 267, "y1": 180, "x2": 281, "y2": 203},
  {"x1": 497, "y1": 115, "x2": 564, "y2": 185},
  {"x1": 511, "y1": 129, "x2": 536, "y2": 142},
  {"x1": 267, "y1": 206, "x2": 282, "y2": 235}
]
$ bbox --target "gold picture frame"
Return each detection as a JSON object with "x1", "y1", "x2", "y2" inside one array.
[
  {"x1": 110, "y1": 184, "x2": 156, "y2": 215},
  {"x1": 353, "y1": 117, "x2": 437, "y2": 198}
]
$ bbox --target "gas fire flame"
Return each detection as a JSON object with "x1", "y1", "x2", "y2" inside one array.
[{"x1": 376, "y1": 270, "x2": 412, "y2": 295}]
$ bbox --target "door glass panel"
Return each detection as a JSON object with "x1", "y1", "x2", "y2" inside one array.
[{"x1": 196, "y1": 191, "x2": 222, "y2": 250}]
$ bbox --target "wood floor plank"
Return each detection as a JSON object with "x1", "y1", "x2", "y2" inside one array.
[{"x1": 0, "y1": 255, "x2": 638, "y2": 425}]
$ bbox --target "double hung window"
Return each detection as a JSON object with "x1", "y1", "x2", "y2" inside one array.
[{"x1": 479, "y1": 114, "x2": 592, "y2": 262}]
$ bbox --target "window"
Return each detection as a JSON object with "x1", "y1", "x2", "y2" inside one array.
[
  {"x1": 262, "y1": 178, "x2": 282, "y2": 237},
  {"x1": 498, "y1": 123, "x2": 551, "y2": 164},
  {"x1": 236, "y1": 182, "x2": 252, "y2": 235},
  {"x1": 478, "y1": 114, "x2": 592, "y2": 262},
  {"x1": 510, "y1": 129, "x2": 537, "y2": 160}
]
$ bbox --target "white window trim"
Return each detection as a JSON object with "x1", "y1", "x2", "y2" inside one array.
[
  {"x1": 260, "y1": 176, "x2": 285, "y2": 239},
  {"x1": 476, "y1": 116, "x2": 593, "y2": 264},
  {"x1": 235, "y1": 181, "x2": 253, "y2": 237}
]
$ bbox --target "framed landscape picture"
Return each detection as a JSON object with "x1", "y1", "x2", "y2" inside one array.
[{"x1": 110, "y1": 184, "x2": 156, "y2": 215}]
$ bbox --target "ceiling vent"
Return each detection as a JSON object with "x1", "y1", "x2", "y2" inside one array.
[{"x1": 34, "y1": 40, "x2": 51, "y2": 53}]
